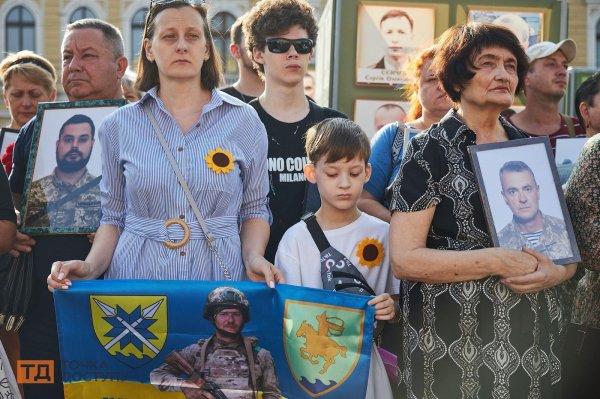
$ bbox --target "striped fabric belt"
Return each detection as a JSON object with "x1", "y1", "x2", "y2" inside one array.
[{"x1": 124, "y1": 214, "x2": 239, "y2": 243}]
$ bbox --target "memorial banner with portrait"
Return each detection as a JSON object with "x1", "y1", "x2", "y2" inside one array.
[
  {"x1": 468, "y1": 8, "x2": 544, "y2": 50},
  {"x1": 356, "y1": 3, "x2": 435, "y2": 86},
  {"x1": 354, "y1": 99, "x2": 409, "y2": 139},
  {"x1": 55, "y1": 280, "x2": 375, "y2": 399},
  {"x1": 468, "y1": 137, "x2": 580, "y2": 265},
  {"x1": 20, "y1": 100, "x2": 125, "y2": 234}
]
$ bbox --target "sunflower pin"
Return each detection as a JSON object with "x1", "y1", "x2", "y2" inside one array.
[
  {"x1": 205, "y1": 147, "x2": 235, "y2": 174},
  {"x1": 356, "y1": 238, "x2": 384, "y2": 268}
]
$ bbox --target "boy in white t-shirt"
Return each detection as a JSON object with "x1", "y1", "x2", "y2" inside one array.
[{"x1": 275, "y1": 118, "x2": 396, "y2": 399}]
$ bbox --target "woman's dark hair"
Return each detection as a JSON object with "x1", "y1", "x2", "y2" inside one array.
[
  {"x1": 432, "y1": 23, "x2": 528, "y2": 103},
  {"x1": 575, "y1": 72, "x2": 600, "y2": 127},
  {"x1": 136, "y1": 1, "x2": 223, "y2": 92}
]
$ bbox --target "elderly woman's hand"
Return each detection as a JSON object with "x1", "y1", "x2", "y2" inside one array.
[
  {"x1": 492, "y1": 247, "x2": 538, "y2": 279},
  {"x1": 500, "y1": 247, "x2": 576, "y2": 293}
]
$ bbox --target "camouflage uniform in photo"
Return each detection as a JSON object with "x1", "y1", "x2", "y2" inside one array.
[
  {"x1": 497, "y1": 212, "x2": 573, "y2": 259},
  {"x1": 151, "y1": 336, "x2": 280, "y2": 399},
  {"x1": 26, "y1": 169, "x2": 101, "y2": 228},
  {"x1": 151, "y1": 287, "x2": 281, "y2": 399}
]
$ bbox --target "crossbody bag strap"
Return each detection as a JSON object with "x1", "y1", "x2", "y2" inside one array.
[
  {"x1": 302, "y1": 213, "x2": 376, "y2": 295},
  {"x1": 560, "y1": 113, "x2": 576, "y2": 138},
  {"x1": 301, "y1": 213, "x2": 330, "y2": 252},
  {"x1": 142, "y1": 102, "x2": 232, "y2": 281}
]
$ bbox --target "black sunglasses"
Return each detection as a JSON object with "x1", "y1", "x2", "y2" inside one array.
[{"x1": 264, "y1": 38, "x2": 314, "y2": 54}]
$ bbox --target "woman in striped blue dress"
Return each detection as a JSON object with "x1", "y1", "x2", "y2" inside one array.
[{"x1": 47, "y1": 0, "x2": 282, "y2": 288}]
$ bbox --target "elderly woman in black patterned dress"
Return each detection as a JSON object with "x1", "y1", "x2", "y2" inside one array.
[{"x1": 389, "y1": 23, "x2": 576, "y2": 398}]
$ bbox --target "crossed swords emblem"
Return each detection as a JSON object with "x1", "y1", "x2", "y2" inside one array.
[{"x1": 93, "y1": 298, "x2": 163, "y2": 354}]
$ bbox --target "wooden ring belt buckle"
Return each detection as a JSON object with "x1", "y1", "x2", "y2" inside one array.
[{"x1": 163, "y1": 218, "x2": 191, "y2": 249}]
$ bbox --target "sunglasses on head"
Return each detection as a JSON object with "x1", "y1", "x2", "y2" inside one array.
[
  {"x1": 264, "y1": 38, "x2": 314, "y2": 54},
  {"x1": 149, "y1": 0, "x2": 205, "y2": 8}
]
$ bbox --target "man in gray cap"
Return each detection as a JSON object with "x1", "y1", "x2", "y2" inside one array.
[{"x1": 507, "y1": 39, "x2": 586, "y2": 151}]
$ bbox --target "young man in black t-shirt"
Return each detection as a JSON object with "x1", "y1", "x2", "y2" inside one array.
[{"x1": 244, "y1": 0, "x2": 346, "y2": 262}]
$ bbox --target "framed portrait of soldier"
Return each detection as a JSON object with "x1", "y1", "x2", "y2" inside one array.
[
  {"x1": 0, "y1": 127, "x2": 19, "y2": 159},
  {"x1": 354, "y1": 99, "x2": 409, "y2": 139},
  {"x1": 20, "y1": 99, "x2": 125, "y2": 234},
  {"x1": 468, "y1": 8, "x2": 544, "y2": 50},
  {"x1": 468, "y1": 137, "x2": 580, "y2": 265},
  {"x1": 355, "y1": 3, "x2": 435, "y2": 86}
]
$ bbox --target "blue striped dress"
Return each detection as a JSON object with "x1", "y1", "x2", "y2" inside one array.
[{"x1": 98, "y1": 87, "x2": 271, "y2": 281}]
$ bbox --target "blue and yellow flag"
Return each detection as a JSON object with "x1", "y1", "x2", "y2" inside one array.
[{"x1": 55, "y1": 280, "x2": 374, "y2": 399}]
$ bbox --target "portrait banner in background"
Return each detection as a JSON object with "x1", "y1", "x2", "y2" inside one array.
[{"x1": 55, "y1": 280, "x2": 374, "y2": 399}]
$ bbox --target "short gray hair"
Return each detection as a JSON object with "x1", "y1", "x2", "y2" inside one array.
[{"x1": 64, "y1": 18, "x2": 124, "y2": 59}]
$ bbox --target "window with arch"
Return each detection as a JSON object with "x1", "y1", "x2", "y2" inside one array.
[
  {"x1": 131, "y1": 8, "x2": 148, "y2": 61},
  {"x1": 69, "y1": 7, "x2": 96, "y2": 24},
  {"x1": 210, "y1": 11, "x2": 236, "y2": 84},
  {"x1": 5, "y1": 6, "x2": 35, "y2": 52}
]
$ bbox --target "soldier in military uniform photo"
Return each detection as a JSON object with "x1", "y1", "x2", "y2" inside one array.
[
  {"x1": 26, "y1": 113, "x2": 100, "y2": 229},
  {"x1": 497, "y1": 160, "x2": 573, "y2": 260},
  {"x1": 150, "y1": 287, "x2": 281, "y2": 399}
]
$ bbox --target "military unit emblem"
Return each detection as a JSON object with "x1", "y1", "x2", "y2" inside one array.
[
  {"x1": 284, "y1": 300, "x2": 365, "y2": 397},
  {"x1": 90, "y1": 295, "x2": 167, "y2": 368}
]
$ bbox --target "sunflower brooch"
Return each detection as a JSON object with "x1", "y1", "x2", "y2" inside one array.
[
  {"x1": 356, "y1": 238, "x2": 384, "y2": 268},
  {"x1": 205, "y1": 147, "x2": 235, "y2": 174}
]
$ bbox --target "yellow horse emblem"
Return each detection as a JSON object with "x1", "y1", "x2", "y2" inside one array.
[{"x1": 296, "y1": 311, "x2": 348, "y2": 374}]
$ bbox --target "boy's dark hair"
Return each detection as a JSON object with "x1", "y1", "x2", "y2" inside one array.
[
  {"x1": 244, "y1": 0, "x2": 318, "y2": 77},
  {"x1": 432, "y1": 23, "x2": 528, "y2": 103},
  {"x1": 305, "y1": 118, "x2": 370, "y2": 165},
  {"x1": 575, "y1": 71, "x2": 600, "y2": 127}
]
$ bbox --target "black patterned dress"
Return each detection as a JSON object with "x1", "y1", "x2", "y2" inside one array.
[{"x1": 390, "y1": 110, "x2": 564, "y2": 399}]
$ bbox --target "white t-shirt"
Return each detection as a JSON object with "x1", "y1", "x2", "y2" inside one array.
[
  {"x1": 275, "y1": 212, "x2": 397, "y2": 295},
  {"x1": 275, "y1": 212, "x2": 396, "y2": 399}
]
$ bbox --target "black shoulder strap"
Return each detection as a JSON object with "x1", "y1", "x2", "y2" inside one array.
[
  {"x1": 302, "y1": 213, "x2": 376, "y2": 296},
  {"x1": 301, "y1": 213, "x2": 330, "y2": 252}
]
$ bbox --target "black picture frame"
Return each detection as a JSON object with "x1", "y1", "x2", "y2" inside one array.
[
  {"x1": 20, "y1": 99, "x2": 125, "y2": 234},
  {"x1": 468, "y1": 136, "x2": 580, "y2": 265}
]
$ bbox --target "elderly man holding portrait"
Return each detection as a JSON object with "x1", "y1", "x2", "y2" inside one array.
[{"x1": 389, "y1": 23, "x2": 575, "y2": 398}]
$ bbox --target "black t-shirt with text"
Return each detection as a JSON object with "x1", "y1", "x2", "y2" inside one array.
[{"x1": 249, "y1": 99, "x2": 346, "y2": 262}]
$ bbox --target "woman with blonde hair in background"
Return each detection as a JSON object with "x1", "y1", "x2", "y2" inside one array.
[
  {"x1": 359, "y1": 46, "x2": 452, "y2": 222},
  {"x1": 0, "y1": 51, "x2": 57, "y2": 175}
]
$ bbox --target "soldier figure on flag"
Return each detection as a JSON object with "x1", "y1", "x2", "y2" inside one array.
[{"x1": 150, "y1": 287, "x2": 281, "y2": 399}]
